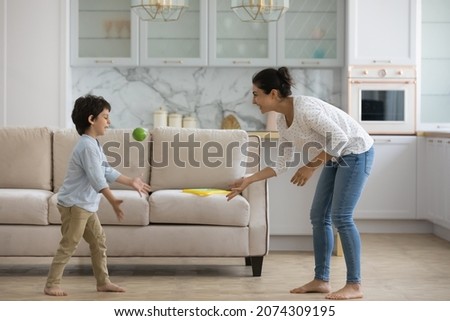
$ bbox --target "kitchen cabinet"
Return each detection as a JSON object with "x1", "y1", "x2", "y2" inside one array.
[
  {"x1": 420, "y1": 137, "x2": 450, "y2": 229},
  {"x1": 277, "y1": 0, "x2": 344, "y2": 67},
  {"x1": 420, "y1": 0, "x2": 450, "y2": 131},
  {"x1": 71, "y1": 0, "x2": 345, "y2": 68},
  {"x1": 71, "y1": 0, "x2": 206, "y2": 67},
  {"x1": 139, "y1": 0, "x2": 207, "y2": 66},
  {"x1": 269, "y1": 166, "x2": 321, "y2": 235},
  {"x1": 267, "y1": 135, "x2": 418, "y2": 234},
  {"x1": 347, "y1": 0, "x2": 418, "y2": 65},
  {"x1": 445, "y1": 138, "x2": 450, "y2": 227},
  {"x1": 70, "y1": 0, "x2": 139, "y2": 66},
  {"x1": 259, "y1": 137, "x2": 317, "y2": 235},
  {"x1": 208, "y1": 0, "x2": 276, "y2": 67},
  {"x1": 354, "y1": 136, "x2": 417, "y2": 219}
]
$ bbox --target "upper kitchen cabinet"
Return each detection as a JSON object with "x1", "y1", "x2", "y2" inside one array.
[
  {"x1": 208, "y1": 0, "x2": 276, "y2": 66},
  {"x1": 347, "y1": 0, "x2": 418, "y2": 66},
  {"x1": 420, "y1": 0, "x2": 450, "y2": 131},
  {"x1": 277, "y1": 0, "x2": 344, "y2": 67},
  {"x1": 71, "y1": 0, "x2": 139, "y2": 66},
  {"x1": 139, "y1": 0, "x2": 207, "y2": 66}
]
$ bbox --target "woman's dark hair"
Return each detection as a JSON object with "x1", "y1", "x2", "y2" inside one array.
[
  {"x1": 252, "y1": 67, "x2": 294, "y2": 98},
  {"x1": 71, "y1": 94, "x2": 111, "y2": 135}
]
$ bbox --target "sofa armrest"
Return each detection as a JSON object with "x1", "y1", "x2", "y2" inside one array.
[{"x1": 243, "y1": 178, "x2": 269, "y2": 256}]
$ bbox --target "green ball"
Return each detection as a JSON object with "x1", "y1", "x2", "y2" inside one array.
[{"x1": 132, "y1": 127, "x2": 148, "y2": 141}]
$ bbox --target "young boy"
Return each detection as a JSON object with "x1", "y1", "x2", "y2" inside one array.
[{"x1": 44, "y1": 95, "x2": 151, "y2": 296}]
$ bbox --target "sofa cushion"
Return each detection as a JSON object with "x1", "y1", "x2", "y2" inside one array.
[
  {"x1": 48, "y1": 190, "x2": 150, "y2": 226},
  {"x1": 0, "y1": 189, "x2": 52, "y2": 225},
  {"x1": 0, "y1": 127, "x2": 52, "y2": 190},
  {"x1": 53, "y1": 128, "x2": 150, "y2": 192},
  {"x1": 98, "y1": 129, "x2": 151, "y2": 190},
  {"x1": 150, "y1": 128, "x2": 248, "y2": 191},
  {"x1": 52, "y1": 128, "x2": 78, "y2": 192},
  {"x1": 149, "y1": 190, "x2": 250, "y2": 227}
]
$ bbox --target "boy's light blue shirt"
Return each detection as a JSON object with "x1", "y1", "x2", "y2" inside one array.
[{"x1": 57, "y1": 134, "x2": 121, "y2": 212}]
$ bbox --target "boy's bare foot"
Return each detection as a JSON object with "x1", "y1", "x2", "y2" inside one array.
[
  {"x1": 97, "y1": 282, "x2": 126, "y2": 293},
  {"x1": 290, "y1": 279, "x2": 331, "y2": 294},
  {"x1": 325, "y1": 283, "x2": 363, "y2": 300},
  {"x1": 44, "y1": 286, "x2": 68, "y2": 296}
]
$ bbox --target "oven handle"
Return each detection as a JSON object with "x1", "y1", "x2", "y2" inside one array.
[{"x1": 349, "y1": 80, "x2": 416, "y2": 84}]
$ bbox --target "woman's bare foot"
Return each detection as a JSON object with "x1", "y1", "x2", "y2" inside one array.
[
  {"x1": 97, "y1": 282, "x2": 126, "y2": 293},
  {"x1": 325, "y1": 283, "x2": 363, "y2": 300},
  {"x1": 44, "y1": 286, "x2": 67, "y2": 296},
  {"x1": 290, "y1": 279, "x2": 331, "y2": 294}
]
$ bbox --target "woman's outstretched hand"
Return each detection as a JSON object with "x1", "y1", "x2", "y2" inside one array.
[
  {"x1": 291, "y1": 166, "x2": 315, "y2": 186},
  {"x1": 226, "y1": 177, "x2": 249, "y2": 201}
]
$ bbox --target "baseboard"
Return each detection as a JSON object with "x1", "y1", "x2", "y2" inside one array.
[
  {"x1": 269, "y1": 219, "x2": 435, "y2": 251},
  {"x1": 356, "y1": 219, "x2": 433, "y2": 233},
  {"x1": 269, "y1": 235, "x2": 314, "y2": 251},
  {"x1": 433, "y1": 224, "x2": 450, "y2": 242}
]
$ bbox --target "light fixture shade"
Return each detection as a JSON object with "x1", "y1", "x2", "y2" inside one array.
[
  {"x1": 231, "y1": 0, "x2": 289, "y2": 22},
  {"x1": 131, "y1": 0, "x2": 189, "y2": 22}
]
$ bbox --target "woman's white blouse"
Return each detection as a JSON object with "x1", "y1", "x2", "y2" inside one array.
[{"x1": 272, "y1": 95, "x2": 374, "y2": 175}]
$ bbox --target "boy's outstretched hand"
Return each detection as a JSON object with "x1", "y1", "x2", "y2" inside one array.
[
  {"x1": 131, "y1": 177, "x2": 151, "y2": 197},
  {"x1": 111, "y1": 199, "x2": 124, "y2": 221}
]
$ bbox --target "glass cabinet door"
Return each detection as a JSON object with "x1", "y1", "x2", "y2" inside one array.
[
  {"x1": 71, "y1": 0, "x2": 139, "y2": 66},
  {"x1": 420, "y1": 0, "x2": 450, "y2": 130},
  {"x1": 208, "y1": 0, "x2": 276, "y2": 66},
  {"x1": 277, "y1": 0, "x2": 344, "y2": 67},
  {"x1": 139, "y1": 0, "x2": 207, "y2": 66}
]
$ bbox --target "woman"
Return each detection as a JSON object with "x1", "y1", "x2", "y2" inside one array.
[{"x1": 227, "y1": 67, "x2": 374, "y2": 300}]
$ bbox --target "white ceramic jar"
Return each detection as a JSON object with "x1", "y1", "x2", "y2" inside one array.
[
  {"x1": 168, "y1": 113, "x2": 182, "y2": 128},
  {"x1": 153, "y1": 107, "x2": 168, "y2": 128},
  {"x1": 182, "y1": 116, "x2": 197, "y2": 128}
]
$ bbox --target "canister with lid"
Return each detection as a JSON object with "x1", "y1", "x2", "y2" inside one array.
[
  {"x1": 153, "y1": 107, "x2": 168, "y2": 128},
  {"x1": 182, "y1": 116, "x2": 197, "y2": 128},
  {"x1": 168, "y1": 113, "x2": 182, "y2": 128}
]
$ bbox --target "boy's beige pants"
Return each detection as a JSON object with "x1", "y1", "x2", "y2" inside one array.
[{"x1": 45, "y1": 205, "x2": 110, "y2": 288}]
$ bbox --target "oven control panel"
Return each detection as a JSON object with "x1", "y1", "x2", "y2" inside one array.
[{"x1": 348, "y1": 66, "x2": 416, "y2": 79}]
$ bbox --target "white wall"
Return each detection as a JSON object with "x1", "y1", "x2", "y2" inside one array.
[{"x1": 0, "y1": 0, "x2": 68, "y2": 127}]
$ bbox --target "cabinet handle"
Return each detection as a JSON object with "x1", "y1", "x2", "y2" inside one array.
[
  {"x1": 301, "y1": 61, "x2": 320, "y2": 65},
  {"x1": 374, "y1": 139, "x2": 392, "y2": 143},
  {"x1": 95, "y1": 60, "x2": 113, "y2": 64},
  {"x1": 372, "y1": 60, "x2": 392, "y2": 64},
  {"x1": 163, "y1": 60, "x2": 183, "y2": 64},
  {"x1": 232, "y1": 60, "x2": 251, "y2": 64}
]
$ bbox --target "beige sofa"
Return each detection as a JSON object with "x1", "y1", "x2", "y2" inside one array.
[{"x1": 0, "y1": 127, "x2": 268, "y2": 276}]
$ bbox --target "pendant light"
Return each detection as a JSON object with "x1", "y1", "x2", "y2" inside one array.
[
  {"x1": 231, "y1": 0, "x2": 289, "y2": 22},
  {"x1": 131, "y1": 0, "x2": 189, "y2": 22}
]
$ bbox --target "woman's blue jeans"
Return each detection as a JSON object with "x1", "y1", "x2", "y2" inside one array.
[{"x1": 310, "y1": 146, "x2": 374, "y2": 284}]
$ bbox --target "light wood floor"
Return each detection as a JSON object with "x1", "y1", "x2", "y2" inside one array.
[{"x1": 1, "y1": 234, "x2": 450, "y2": 301}]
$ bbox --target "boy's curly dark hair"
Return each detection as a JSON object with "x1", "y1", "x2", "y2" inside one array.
[{"x1": 71, "y1": 95, "x2": 111, "y2": 136}]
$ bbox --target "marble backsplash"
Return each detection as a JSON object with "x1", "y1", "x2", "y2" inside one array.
[{"x1": 71, "y1": 67, "x2": 342, "y2": 131}]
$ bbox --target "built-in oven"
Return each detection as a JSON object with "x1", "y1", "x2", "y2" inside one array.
[{"x1": 348, "y1": 66, "x2": 416, "y2": 134}]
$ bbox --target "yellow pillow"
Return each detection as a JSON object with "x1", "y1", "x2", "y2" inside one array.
[{"x1": 182, "y1": 188, "x2": 230, "y2": 197}]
